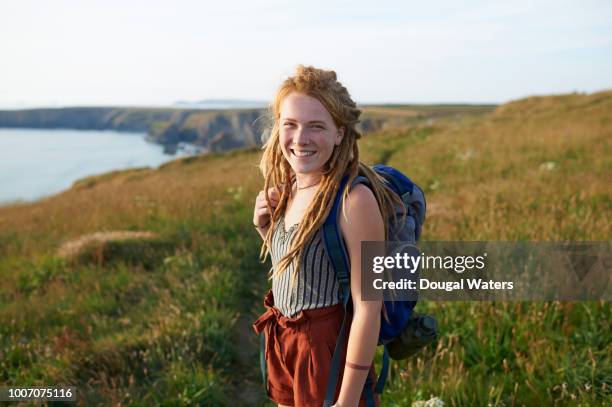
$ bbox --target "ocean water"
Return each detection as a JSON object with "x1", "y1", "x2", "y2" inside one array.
[{"x1": 0, "y1": 128, "x2": 193, "y2": 205}]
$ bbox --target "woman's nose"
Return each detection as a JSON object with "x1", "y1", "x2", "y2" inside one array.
[{"x1": 293, "y1": 126, "x2": 311, "y2": 145}]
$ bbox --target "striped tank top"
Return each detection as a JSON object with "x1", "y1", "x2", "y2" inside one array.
[{"x1": 270, "y1": 213, "x2": 342, "y2": 318}]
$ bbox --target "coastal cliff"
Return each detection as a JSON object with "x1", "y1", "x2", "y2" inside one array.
[
  {"x1": 0, "y1": 104, "x2": 496, "y2": 154},
  {"x1": 0, "y1": 107, "x2": 266, "y2": 153}
]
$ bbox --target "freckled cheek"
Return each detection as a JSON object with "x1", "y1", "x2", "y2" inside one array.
[
  {"x1": 279, "y1": 133, "x2": 291, "y2": 151},
  {"x1": 280, "y1": 132, "x2": 294, "y2": 145}
]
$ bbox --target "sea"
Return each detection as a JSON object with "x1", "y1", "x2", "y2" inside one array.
[{"x1": 0, "y1": 128, "x2": 199, "y2": 206}]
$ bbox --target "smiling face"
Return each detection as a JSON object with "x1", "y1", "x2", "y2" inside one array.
[{"x1": 278, "y1": 92, "x2": 344, "y2": 178}]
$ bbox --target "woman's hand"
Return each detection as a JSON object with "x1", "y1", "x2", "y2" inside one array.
[{"x1": 253, "y1": 187, "x2": 279, "y2": 237}]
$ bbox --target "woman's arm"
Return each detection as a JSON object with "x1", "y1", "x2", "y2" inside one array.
[{"x1": 336, "y1": 184, "x2": 385, "y2": 407}]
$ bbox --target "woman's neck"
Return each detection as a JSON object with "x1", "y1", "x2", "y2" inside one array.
[
  {"x1": 288, "y1": 174, "x2": 322, "y2": 204},
  {"x1": 293, "y1": 173, "x2": 322, "y2": 190}
]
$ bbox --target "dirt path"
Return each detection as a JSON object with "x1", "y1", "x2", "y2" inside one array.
[{"x1": 231, "y1": 310, "x2": 271, "y2": 406}]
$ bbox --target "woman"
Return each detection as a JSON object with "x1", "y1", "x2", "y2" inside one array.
[{"x1": 252, "y1": 65, "x2": 403, "y2": 407}]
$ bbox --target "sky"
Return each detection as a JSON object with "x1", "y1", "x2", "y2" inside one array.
[{"x1": 1, "y1": 0, "x2": 611, "y2": 108}]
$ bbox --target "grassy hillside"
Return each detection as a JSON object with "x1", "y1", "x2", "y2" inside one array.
[{"x1": 0, "y1": 90, "x2": 610, "y2": 406}]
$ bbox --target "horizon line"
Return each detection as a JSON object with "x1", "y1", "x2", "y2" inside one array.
[{"x1": 1, "y1": 88, "x2": 610, "y2": 111}]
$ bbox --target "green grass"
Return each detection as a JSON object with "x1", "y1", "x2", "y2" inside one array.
[{"x1": 0, "y1": 90, "x2": 610, "y2": 406}]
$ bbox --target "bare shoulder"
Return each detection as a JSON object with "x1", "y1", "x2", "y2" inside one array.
[
  {"x1": 345, "y1": 183, "x2": 378, "y2": 212},
  {"x1": 339, "y1": 183, "x2": 384, "y2": 239}
]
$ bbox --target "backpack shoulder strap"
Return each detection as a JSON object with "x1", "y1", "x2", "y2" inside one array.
[
  {"x1": 322, "y1": 174, "x2": 370, "y2": 295},
  {"x1": 322, "y1": 175, "x2": 351, "y2": 296},
  {"x1": 322, "y1": 174, "x2": 378, "y2": 407}
]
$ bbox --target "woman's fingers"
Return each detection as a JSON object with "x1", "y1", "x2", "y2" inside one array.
[
  {"x1": 254, "y1": 189, "x2": 278, "y2": 215},
  {"x1": 260, "y1": 188, "x2": 279, "y2": 207},
  {"x1": 256, "y1": 196, "x2": 275, "y2": 208},
  {"x1": 254, "y1": 194, "x2": 272, "y2": 227},
  {"x1": 268, "y1": 187, "x2": 280, "y2": 201},
  {"x1": 255, "y1": 205, "x2": 268, "y2": 217},
  {"x1": 253, "y1": 187, "x2": 284, "y2": 228}
]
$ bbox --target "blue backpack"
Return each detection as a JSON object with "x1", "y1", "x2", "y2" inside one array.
[{"x1": 322, "y1": 164, "x2": 426, "y2": 407}]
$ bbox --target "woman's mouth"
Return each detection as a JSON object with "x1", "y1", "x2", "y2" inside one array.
[{"x1": 290, "y1": 148, "x2": 316, "y2": 158}]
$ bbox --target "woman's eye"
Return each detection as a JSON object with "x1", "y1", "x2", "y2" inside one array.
[{"x1": 312, "y1": 125, "x2": 324, "y2": 130}]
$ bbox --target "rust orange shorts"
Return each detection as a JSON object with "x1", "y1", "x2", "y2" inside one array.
[{"x1": 252, "y1": 288, "x2": 381, "y2": 407}]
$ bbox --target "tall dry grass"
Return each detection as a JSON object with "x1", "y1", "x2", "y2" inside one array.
[{"x1": 0, "y1": 91, "x2": 609, "y2": 406}]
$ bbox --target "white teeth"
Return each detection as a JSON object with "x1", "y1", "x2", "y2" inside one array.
[{"x1": 292, "y1": 150, "x2": 315, "y2": 157}]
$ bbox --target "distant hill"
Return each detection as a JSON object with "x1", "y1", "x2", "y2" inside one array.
[
  {"x1": 0, "y1": 107, "x2": 266, "y2": 154},
  {"x1": 0, "y1": 103, "x2": 496, "y2": 155}
]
